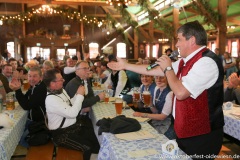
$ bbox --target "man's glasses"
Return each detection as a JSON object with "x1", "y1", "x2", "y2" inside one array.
[
  {"x1": 76, "y1": 67, "x2": 90, "y2": 71},
  {"x1": 53, "y1": 78, "x2": 65, "y2": 82}
]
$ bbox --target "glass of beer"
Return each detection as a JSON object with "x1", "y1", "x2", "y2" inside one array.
[
  {"x1": 133, "y1": 87, "x2": 140, "y2": 102},
  {"x1": 93, "y1": 78, "x2": 98, "y2": 87},
  {"x1": 115, "y1": 98, "x2": 123, "y2": 116},
  {"x1": 142, "y1": 90, "x2": 151, "y2": 106},
  {"x1": 23, "y1": 79, "x2": 30, "y2": 91},
  {"x1": 6, "y1": 94, "x2": 15, "y2": 110},
  {"x1": 104, "y1": 90, "x2": 110, "y2": 103},
  {"x1": 97, "y1": 78, "x2": 101, "y2": 88}
]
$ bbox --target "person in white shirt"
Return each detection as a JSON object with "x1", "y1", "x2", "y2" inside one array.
[{"x1": 43, "y1": 68, "x2": 100, "y2": 160}]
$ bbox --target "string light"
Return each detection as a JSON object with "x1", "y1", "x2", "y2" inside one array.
[
  {"x1": 0, "y1": 5, "x2": 108, "y2": 27},
  {"x1": 106, "y1": 0, "x2": 132, "y2": 6}
]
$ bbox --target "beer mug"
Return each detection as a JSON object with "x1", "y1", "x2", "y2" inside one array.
[
  {"x1": 104, "y1": 90, "x2": 110, "y2": 103},
  {"x1": 23, "y1": 79, "x2": 30, "y2": 91},
  {"x1": 133, "y1": 87, "x2": 140, "y2": 102},
  {"x1": 6, "y1": 94, "x2": 15, "y2": 110},
  {"x1": 142, "y1": 90, "x2": 151, "y2": 106},
  {"x1": 115, "y1": 98, "x2": 123, "y2": 116},
  {"x1": 93, "y1": 78, "x2": 98, "y2": 87}
]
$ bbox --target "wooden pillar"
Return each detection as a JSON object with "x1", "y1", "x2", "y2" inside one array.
[
  {"x1": 172, "y1": 7, "x2": 180, "y2": 50},
  {"x1": 149, "y1": 21, "x2": 154, "y2": 58},
  {"x1": 79, "y1": 5, "x2": 85, "y2": 57},
  {"x1": 217, "y1": 0, "x2": 227, "y2": 55},
  {"x1": 22, "y1": 4, "x2": 27, "y2": 62},
  {"x1": 133, "y1": 29, "x2": 139, "y2": 59}
]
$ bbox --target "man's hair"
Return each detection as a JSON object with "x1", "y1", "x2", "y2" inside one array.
[
  {"x1": 43, "y1": 69, "x2": 60, "y2": 87},
  {"x1": 75, "y1": 60, "x2": 88, "y2": 69},
  {"x1": 2, "y1": 64, "x2": 12, "y2": 70},
  {"x1": 43, "y1": 60, "x2": 54, "y2": 69},
  {"x1": 8, "y1": 58, "x2": 17, "y2": 64},
  {"x1": 29, "y1": 66, "x2": 42, "y2": 77},
  {"x1": 177, "y1": 20, "x2": 207, "y2": 46}
]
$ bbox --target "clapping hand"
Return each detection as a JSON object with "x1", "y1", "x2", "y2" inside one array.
[{"x1": 9, "y1": 77, "x2": 21, "y2": 91}]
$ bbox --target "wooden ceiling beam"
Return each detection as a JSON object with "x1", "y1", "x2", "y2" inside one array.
[
  {"x1": 227, "y1": 18, "x2": 240, "y2": 26},
  {"x1": 0, "y1": 0, "x2": 109, "y2": 6}
]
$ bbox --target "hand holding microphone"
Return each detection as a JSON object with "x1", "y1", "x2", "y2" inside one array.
[{"x1": 146, "y1": 51, "x2": 179, "y2": 70}]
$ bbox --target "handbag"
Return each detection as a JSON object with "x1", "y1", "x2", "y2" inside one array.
[{"x1": 26, "y1": 121, "x2": 51, "y2": 146}]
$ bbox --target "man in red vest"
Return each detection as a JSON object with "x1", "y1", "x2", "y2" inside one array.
[{"x1": 107, "y1": 21, "x2": 224, "y2": 159}]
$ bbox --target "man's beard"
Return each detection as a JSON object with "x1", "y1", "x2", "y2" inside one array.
[{"x1": 47, "y1": 88, "x2": 63, "y2": 95}]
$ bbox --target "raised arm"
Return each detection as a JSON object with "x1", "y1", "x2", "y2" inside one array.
[{"x1": 107, "y1": 57, "x2": 164, "y2": 76}]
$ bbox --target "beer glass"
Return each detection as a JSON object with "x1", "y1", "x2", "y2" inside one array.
[
  {"x1": 6, "y1": 94, "x2": 15, "y2": 110},
  {"x1": 93, "y1": 78, "x2": 98, "y2": 87},
  {"x1": 133, "y1": 87, "x2": 140, "y2": 102},
  {"x1": 115, "y1": 98, "x2": 123, "y2": 116},
  {"x1": 23, "y1": 79, "x2": 30, "y2": 91},
  {"x1": 104, "y1": 90, "x2": 110, "y2": 103},
  {"x1": 142, "y1": 90, "x2": 151, "y2": 106}
]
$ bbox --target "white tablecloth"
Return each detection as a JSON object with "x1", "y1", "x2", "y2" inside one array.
[
  {"x1": 223, "y1": 106, "x2": 240, "y2": 140},
  {"x1": 0, "y1": 105, "x2": 28, "y2": 160},
  {"x1": 91, "y1": 102, "x2": 190, "y2": 160}
]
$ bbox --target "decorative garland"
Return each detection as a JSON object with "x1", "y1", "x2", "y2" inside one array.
[
  {"x1": 0, "y1": 6, "x2": 107, "y2": 27},
  {"x1": 190, "y1": 0, "x2": 220, "y2": 28}
]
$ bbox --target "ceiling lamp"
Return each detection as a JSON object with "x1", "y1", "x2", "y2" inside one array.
[
  {"x1": 158, "y1": 38, "x2": 169, "y2": 43},
  {"x1": 106, "y1": 0, "x2": 132, "y2": 7},
  {"x1": 33, "y1": 5, "x2": 55, "y2": 16}
]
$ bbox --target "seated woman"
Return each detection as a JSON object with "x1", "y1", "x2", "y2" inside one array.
[
  {"x1": 223, "y1": 52, "x2": 238, "y2": 79},
  {"x1": 133, "y1": 74, "x2": 156, "y2": 113},
  {"x1": 43, "y1": 69, "x2": 99, "y2": 160},
  {"x1": 133, "y1": 76, "x2": 176, "y2": 140}
]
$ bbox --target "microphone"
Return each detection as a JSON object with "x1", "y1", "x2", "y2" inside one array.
[{"x1": 146, "y1": 51, "x2": 179, "y2": 70}]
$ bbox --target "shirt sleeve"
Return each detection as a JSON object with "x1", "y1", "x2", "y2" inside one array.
[
  {"x1": 46, "y1": 93, "x2": 84, "y2": 119},
  {"x1": 64, "y1": 66, "x2": 76, "y2": 74},
  {"x1": 114, "y1": 70, "x2": 127, "y2": 97},
  {"x1": 161, "y1": 91, "x2": 173, "y2": 116},
  {"x1": 181, "y1": 57, "x2": 219, "y2": 99}
]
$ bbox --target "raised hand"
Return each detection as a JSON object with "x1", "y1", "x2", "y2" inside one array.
[
  {"x1": 107, "y1": 57, "x2": 126, "y2": 70},
  {"x1": 9, "y1": 77, "x2": 21, "y2": 91}
]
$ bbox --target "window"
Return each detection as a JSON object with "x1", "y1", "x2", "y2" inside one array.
[
  {"x1": 117, "y1": 43, "x2": 126, "y2": 58},
  {"x1": 26, "y1": 47, "x2": 50, "y2": 62},
  {"x1": 146, "y1": 44, "x2": 159, "y2": 58},
  {"x1": 7, "y1": 42, "x2": 14, "y2": 57},
  {"x1": 89, "y1": 43, "x2": 99, "y2": 59},
  {"x1": 231, "y1": 41, "x2": 238, "y2": 57}
]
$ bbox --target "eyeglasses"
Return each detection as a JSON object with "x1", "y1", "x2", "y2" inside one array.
[
  {"x1": 141, "y1": 75, "x2": 151, "y2": 78},
  {"x1": 76, "y1": 67, "x2": 90, "y2": 71},
  {"x1": 53, "y1": 78, "x2": 65, "y2": 82}
]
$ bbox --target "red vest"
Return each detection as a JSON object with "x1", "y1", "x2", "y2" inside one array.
[{"x1": 175, "y1": 48, "x2": 211, "y2": 138}]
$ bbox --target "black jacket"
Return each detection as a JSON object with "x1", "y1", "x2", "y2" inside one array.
[{"x1": 15, "y1": 81, "x2": 47, "y2": 121}]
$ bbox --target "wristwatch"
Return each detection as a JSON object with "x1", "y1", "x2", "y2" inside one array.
[{"x1": 164, "y1": 66, "x2": 173, "y2": 74}]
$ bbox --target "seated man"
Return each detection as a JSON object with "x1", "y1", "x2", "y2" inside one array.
[
  {"x1": 224, "y1": 72, "x2": 240, "y2": 104},
  {"x1": 9, "y1": 67, "x2": 47, "y2": 148},
  {"x1": 104, "y1": 60, "x2": 131, "y2": 98},
  {"x1": 0, "y1": 64, "x2": 13, "y2": 93},
  {"x1": 43, "y1": 69, "x2": 100, "y2": 160},
  {"x1": 65, "y1": 61, "x2": 105, "y2": 115}
]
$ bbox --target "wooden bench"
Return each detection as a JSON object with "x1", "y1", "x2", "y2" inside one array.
[
  {"x1": 55, "y1": 147, "x2": 83, "y2": 160},
  {"x1": 25, "y1": 142, "x2": 83, "y2": 160},
  {"x1": 25, "y1": 142, "x2": 54, "y2": 160}
]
